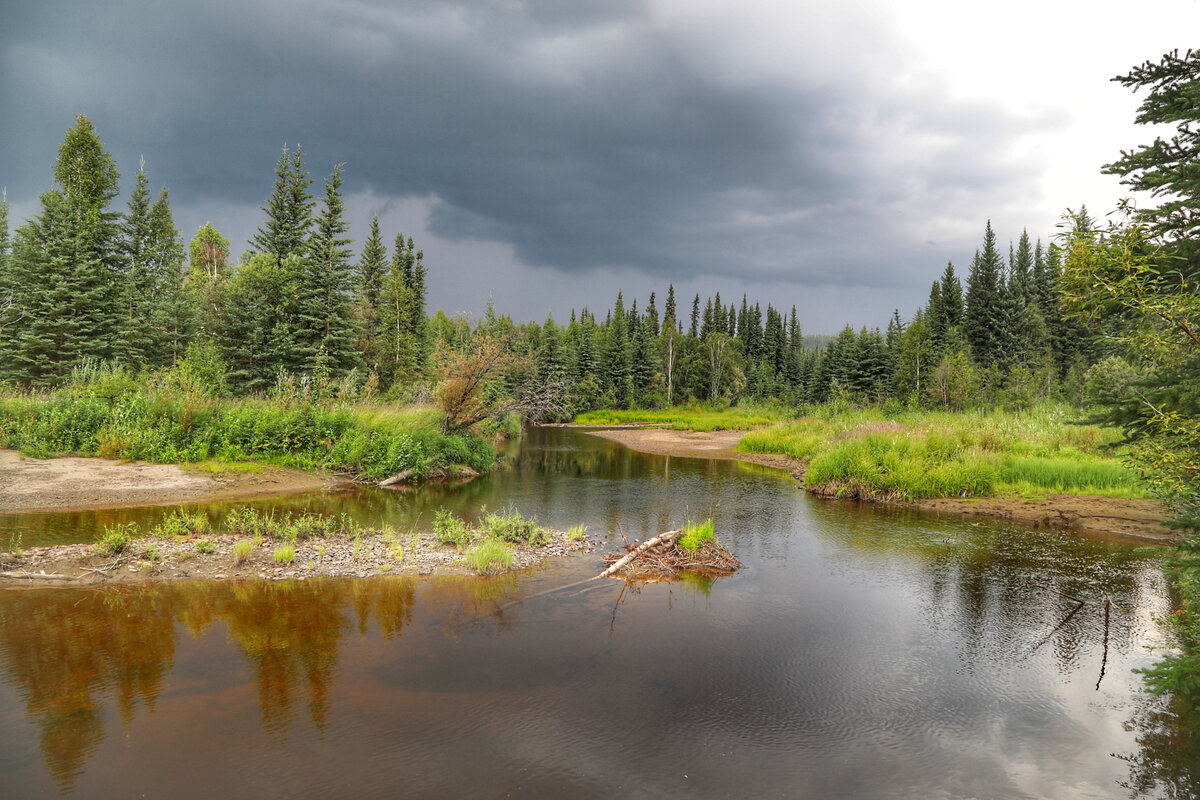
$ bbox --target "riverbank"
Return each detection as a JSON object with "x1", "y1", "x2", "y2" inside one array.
[
  {"x1": 0, "y1": 449, "x2": 337, "y2": 513},
  {"x1": 580, "y1": 425, "x2": 1174, "y2": 542},
  {"x1": 0, "y1": 502, "x2": 595, "y2": 588}
]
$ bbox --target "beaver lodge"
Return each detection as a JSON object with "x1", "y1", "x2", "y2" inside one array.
[{"x1": 595, "y1": 520, "x2": 740, "y2": 580}]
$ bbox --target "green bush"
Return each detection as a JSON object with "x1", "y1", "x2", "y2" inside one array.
[
  {"x1": 96, "y1": 523, "x2": 135, "y2": 555},
  {"x1": 434, "y1": 508, "x2": 473, "y2": 549},
  {"x1": 481, "y1": 506, "x2": 548, "y2": 546}
]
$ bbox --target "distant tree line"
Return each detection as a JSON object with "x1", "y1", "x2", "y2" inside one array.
[
  {"x1": 0, "y1": 114, "x2": 1110, "y2": 414},
  {"x1": 0, "y1": 116, "x2": 431, "y2": 396}
]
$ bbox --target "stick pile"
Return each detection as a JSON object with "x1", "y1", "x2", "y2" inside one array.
[{"x1": 595, "y1": 528, "x2": 740, "y2": 580}]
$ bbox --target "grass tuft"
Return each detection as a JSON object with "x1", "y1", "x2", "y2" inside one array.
[{"x1": 466, "y1": 538, "x2": 513, "y2": 575}]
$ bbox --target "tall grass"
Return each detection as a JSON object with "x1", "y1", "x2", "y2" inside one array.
[
  {"x1": 739, "y1": 403, "x2": 1147, "y2": 500},
  {"x1": 0, "y1": 377, "x2": 494, "y2": 478}
]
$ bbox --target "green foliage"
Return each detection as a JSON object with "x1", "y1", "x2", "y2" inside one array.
[
  {"x1": 678, "y1": 519, "x2": 715, "y2": 552},
  {"x1": 96, "y1": 523, "x2": 135, "y2": 555},
  {"x1": 195, "y1": 539, "x2": 215, "y2": 554},
  {"x1": 149, "y1": 510, "x2": 211, "y2": 539},
  {"x1": 232, "y1": 539, "x2": 254, "y2": 564},
  {"x1": 575, "y1": 405, "x2": 784, "y2": 431},
  {"x1": 0, "y1": 375, "x2": 494, "y2": 479},
  {"x1": 1138, "y1": 536, "x2": 1200, "y2": 699},
  {"x1": 465, "y1": 538, "x2": 513, "y2": 575},
  {"x1": 433, "y1": 508, "x2": 473, "y2": 549},
  {"x1": 481, "y1": 506, "x2": 548, "y2": 546},
  {"x1": 273, "y1": 543, "x2": 295, "y2": 564},
  {"x1": 740, "y1": 403, "x2": 1144, "y2": 500},
  {"x1": 567, "y1": 524, "x2": 587, "y2": 542}
]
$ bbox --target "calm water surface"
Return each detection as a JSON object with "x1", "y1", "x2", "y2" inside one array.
[{"x1": 0, "y1": 427, "x2": 1192, "y2": 797}]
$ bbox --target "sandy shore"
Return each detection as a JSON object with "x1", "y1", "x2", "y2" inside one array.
[
  {"x1": 580, "y1": 426, "x2": 1175, "y2": 543},
  {"x1": 0, "y1": 449, "x2": 337, "y2": 513},
  {"x1": 582, "y1": 427, "x2": 806, "y2": 476}
]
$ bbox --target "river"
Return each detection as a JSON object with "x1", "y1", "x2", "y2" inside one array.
[{"x1": 0, "y1": 426, "x2": 1192, "y2": 797}]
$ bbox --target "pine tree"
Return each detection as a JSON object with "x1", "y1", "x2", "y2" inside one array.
[
  {"x1": 296, "y1": 163, "x2": 358, "y2": 377},
  {"x1": 664, "y1": 284, "x2": 677, "y2": 331},
  {"x1": 250, "y1": 144, "x2": 315, "y2": 267},
  {"x1": 689, "y1": 293, "x2": 700, "y2": 338}
]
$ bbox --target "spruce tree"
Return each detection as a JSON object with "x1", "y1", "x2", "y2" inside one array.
[
  {"x1": 603, "y1": 291, "x2": 632, "y2": 405},
  {"x1": 5, "y1": 116, "x2": 121, "y2": 382},
  {"x1": 0, "y1": 188, "x2": 9, "y2": 294},
  {"x1": 1012, "y1": 229, "x2": 1034, "y2": 305},
  {"x1": 355, "y1": 216, "x2": 387, "y2": 376},
  {"x1": 378, "y1": 233, "x2": 416, "y2": 386},
  {"x1": 689, "y1": 294, "x2": 700, "y2": 338},
  {"x1": 964, "y1": 222, "x2": 1004, "y2": 368},
  {"x1": 115, "y1": 160, "x2": 156, "y2": 366},
  {"x1": 408, "y1": 244, "x2": 431, "y2": 373},
  {"x1": 664, "y1": 284, "x2": 677, "y2": 331},
  {"x1": 56, "y1": 114, "x2": 121, "y2": 361},
  {"x1": 926, "y1": 278, "x2": 946, "y2": 353},
  {"x1": 296, "y1": 163, "x2": 358, "y2": 378},
  {"x1": 147, "y1": 188, "x2": 190, "y2": 366},
  {"x1": 250, "y1": 144, "x2": 315, "y2": 267},
  {"x1": 939, "y1": 262, "x2": 964, "y2": 331}
]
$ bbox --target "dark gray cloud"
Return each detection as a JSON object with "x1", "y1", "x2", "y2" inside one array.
[{"x1": 0, "y1": 0, "x2": 1060, "y2": 329}]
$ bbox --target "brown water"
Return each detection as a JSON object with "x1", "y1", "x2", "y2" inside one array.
[{"x1": 0, "y1": 427, "x2": 1193, "y2": 798}]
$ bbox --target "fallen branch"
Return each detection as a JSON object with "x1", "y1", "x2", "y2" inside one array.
[{"x1": 0, "y1": 570, "x2": 78, "y2": 581}]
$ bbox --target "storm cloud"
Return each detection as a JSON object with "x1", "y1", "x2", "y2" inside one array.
[{"x1": 0, "y1": 0, "x2": 1104, "y2": 328}]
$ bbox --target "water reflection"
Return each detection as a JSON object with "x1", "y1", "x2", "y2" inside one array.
[
  {"x1": 0, "y1": 427, "x2": 1192, "y2": 798},
  {"x1": 0, "y1": 574, "x2": 519, "y2": 790}
]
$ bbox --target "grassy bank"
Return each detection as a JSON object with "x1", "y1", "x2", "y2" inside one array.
[
  {"x1": 737, "y1": 403, "x2": 1147, "y2": 500},
  {"x1": 575, "y1": 404, "x2": 788, "y2": 431},
  {"x1": 0, "y1": 387, "x2": 495, "y2": 480}
]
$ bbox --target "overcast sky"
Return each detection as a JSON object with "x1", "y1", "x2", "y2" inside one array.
[{"x1": 2, "y1": 0, "x2": 1196, "y2": 332}]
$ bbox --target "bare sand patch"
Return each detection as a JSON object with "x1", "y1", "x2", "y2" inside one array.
[{"x1": 0, "y1": 449, "x2": 336, "y2": 513}]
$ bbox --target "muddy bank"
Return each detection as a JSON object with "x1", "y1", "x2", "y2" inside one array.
[
  {"x1": 0, "y1": 449, "x2": 338, "y2": 513},
  {"x1": 900, "y1": 494, "x2": 1174, "y2": 542},
  {"x1": 581, "y1": 426, "x2": 1174, "y2": 543},
  {"x1": 0, "y1": 528, "x2": 595, "y2": 587}
]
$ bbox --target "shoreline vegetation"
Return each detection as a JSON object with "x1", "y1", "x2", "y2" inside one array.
[
  {"x1": 0, "y1": 507, "x2": 593, "y2": 587},
  {"x1": 0, "y1": 364, "x2": 501, "y2": 488},
  {"x1": 574, "y1": 403, "x2": 1173, "y2": 543}
]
